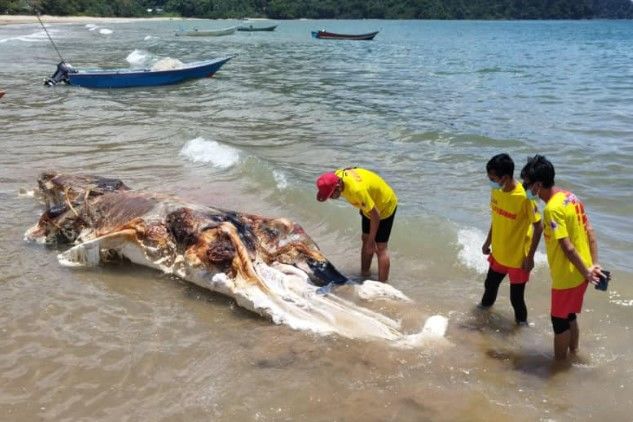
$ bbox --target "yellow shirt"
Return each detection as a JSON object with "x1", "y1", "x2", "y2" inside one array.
[
  {"x1": 490, "y1": 183, "x2": 541, "y2": 269},
  {"x1": 335, "y1": 168, "x2": 397, "y2": 219},
  {"x1": 543, "y1": 191, "x2": 593, "y2": 289}
]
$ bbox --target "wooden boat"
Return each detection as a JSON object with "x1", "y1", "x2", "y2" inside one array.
[
  {"x1": 237, "y1": 24, "x2": 277, "y2": 32},
  {"x1": 45, "y1": 57, "x2": 232, "y2": 89},
  {"x1": 176, "y1": 26, "x2": 236, "y2": 37},
  {"x1": 311, "y1": 30, "x2": 379, "y2": 41},
  {"x1": 0, "y1": 90, "x2": 5, "y2": 99}
]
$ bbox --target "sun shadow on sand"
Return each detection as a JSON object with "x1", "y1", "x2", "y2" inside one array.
[
  {"x1": 484, "y1": 348, "x2": 583, "y2": 379},
  {"x1": 455, "y1": 305, "x2": 523, "y2": 337},
  {"x1": 454, "y1": 306, "x2": 595, "y2": 378}
]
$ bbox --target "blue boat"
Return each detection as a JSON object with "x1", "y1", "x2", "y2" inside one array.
[{"x1": 45, "y1": 57, "x2": 232, "y2": 89}]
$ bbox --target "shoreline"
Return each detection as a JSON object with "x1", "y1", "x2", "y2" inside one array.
[{"x1": 0, "y1": 14, "x2": 186, "y2": 26}]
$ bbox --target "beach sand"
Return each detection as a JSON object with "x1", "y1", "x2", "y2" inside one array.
[{"x1": 0, "y1": 14, "x2": 184, "y2": 26}]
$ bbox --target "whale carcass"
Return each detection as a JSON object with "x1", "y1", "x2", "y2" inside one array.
[{"x1": 25, "y1": 172, "x2": 447, "y2": 346}]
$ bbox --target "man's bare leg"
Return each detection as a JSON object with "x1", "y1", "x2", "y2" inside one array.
[
  {"x1": 569, "y1": 319, "x2": 579, "y2": 355},
  {"x1": 554, "y1": 330, "x2": 571, "y2": 360},
  {"x1": 376, "y1": 242, "x2": 390, "y2": 282}
]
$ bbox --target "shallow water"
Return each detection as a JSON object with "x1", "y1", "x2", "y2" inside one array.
[{"x1": 1, "y1": 19, "x2": 632, "y2": 420}]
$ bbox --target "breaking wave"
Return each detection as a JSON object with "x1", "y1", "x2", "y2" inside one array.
[
  {"x1": 179, "y1": 137, "x2": 240, "y2": 169},
  {"x1": 126, "y1": 49, "x2": 153, "y2": 67},
  {"x1": 456, "y1": 227, "x2": 546, "y2": 274},
  {"x1": 0, "y1": 30, "x2": 50, "y2": 44},
  {"x1": 272, "y1": 170, "x2": 288, "y2": 190}
]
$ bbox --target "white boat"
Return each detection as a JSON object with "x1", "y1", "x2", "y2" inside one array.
[{"x1": 176, "y1": 26, "x2": 237, "y2": 37}]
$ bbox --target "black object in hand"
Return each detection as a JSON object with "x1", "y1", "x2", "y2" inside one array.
[{"x1": 595, "y1": 270, "x2": 611, "y2": 291}]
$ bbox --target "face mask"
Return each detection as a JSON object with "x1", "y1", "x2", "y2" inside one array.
[
  {"x1": 489, "y1": 180, "x2": 502, "y2": 190},
  {"x1": 526, "y1": 189, "x2": 538, "y2": 201}
]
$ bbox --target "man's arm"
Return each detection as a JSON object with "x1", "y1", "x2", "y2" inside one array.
[
  {"x1": 367, "y1": 207, "x2": 380, "y2": 243},
  {"x1": 362, "y1": 207, "x2": 381, "y2": 257},
  {"x1": 558, "y1": 237, "x2": 598, "y2": 284},
  {"x1": 482, "y1": 226, "x2": 492, "y2": 255},
  {"x1": 586, "y1": 220, "x2": 599, "y2": 267},
  {"x1": 522, "y1": 220, "x2": 543, "y2": 271}
]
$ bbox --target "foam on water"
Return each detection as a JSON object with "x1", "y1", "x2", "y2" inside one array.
[
  {"x1": 17, "y1": 189, "x2": 35, "y2": 198},
  {"x1": 0, "y1": 30, "x2": 49, "y2": 44},
  {"x1": 272, "y1": 170, "x2": 288, "y2": 190},
  {"x1": 179, "y1": 137, "x2": 240, "y2": 169},
  {"x1": 99, "y1": 28, "x2": 113, "y2": 35},
  {"x1": 609, "y1": 290, "x2": 633, "y2": 307},
  {"x1": 126, "y1": 49, "x2": 152, "y2": 67},
  {"x1": 354, "y1": 280, "x2": 413, "y2": 302}
]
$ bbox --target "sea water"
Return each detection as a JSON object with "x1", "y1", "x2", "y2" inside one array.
[{"x1": 1, "y1": 19, "x2": 632, "y2": 420}]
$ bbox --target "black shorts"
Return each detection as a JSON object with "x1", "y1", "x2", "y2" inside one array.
[{"x1": 361, "y1": 207, "x2": 396, "y2": 243}]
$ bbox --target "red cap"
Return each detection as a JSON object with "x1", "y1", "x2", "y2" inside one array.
[{"x1": 316, "y1": 172, "x2": 339, "y2": 201}]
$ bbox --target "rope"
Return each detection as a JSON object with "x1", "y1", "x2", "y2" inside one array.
[{"x1": 33, "y1": 9, "x2": 66, "y2": 62}]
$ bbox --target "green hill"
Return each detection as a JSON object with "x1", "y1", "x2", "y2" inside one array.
[{"x1": 3, "y1": 0, "x2": 632, "y2": 19}]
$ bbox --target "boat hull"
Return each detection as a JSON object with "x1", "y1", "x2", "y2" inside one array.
[
  {"x1": 311, "y1": 30, "x2": 378, "y2": 41},
  {"x1": 176, "y1": 27, "x2": 236, "y2": 37},
  {"x1": 67, "y1": 57, "x2": 231, "y2": 89},
  {"x1": 237, "y1": 25, "x2": 277, "y2": 32}
]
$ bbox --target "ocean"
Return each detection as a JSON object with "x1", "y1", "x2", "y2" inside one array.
[{"x1": 1, "y1": 18, "x2": 632, "y2": 420}]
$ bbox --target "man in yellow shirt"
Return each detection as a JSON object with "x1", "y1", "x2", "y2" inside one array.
[
  {"x1": 316, "y1": 168, "x2": 397, "y2": 282},
  {"x1": 479, "y1": 154, "x2": 543, "y2": 325},
  {"x1": 521, "y1": 155, "x2": 604, "y2": 360}
]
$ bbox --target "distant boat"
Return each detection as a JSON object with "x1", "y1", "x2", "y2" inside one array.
[
  {"x1": 44, "y1": 57, "x2": 232, "y2": 89},
  {"x1": 176, "y1": 26, "x2": 237, "y2": 37},
  {"x1": 237, "y1": 24, "x2": 277, "y2": 32},
  {"x1": 311, "y1": 30, "x2": 379, "y2": 41}
]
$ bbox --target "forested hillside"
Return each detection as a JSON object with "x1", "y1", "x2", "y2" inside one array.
[{"x1": 2, "y1": 0, "x2": 632, "y2": 19}]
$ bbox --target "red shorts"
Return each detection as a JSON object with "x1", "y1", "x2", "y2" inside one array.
[
  {"x1": 488, "y1": 255, "x2": 530, "y2": 284},
  {"x1": 551, "y1": 282, "x2": 589, "y2": 318}
]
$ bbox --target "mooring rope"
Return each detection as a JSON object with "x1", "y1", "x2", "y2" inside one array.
[{"x1": 30, "y1": 4, "x2": 66, "y2": 62}]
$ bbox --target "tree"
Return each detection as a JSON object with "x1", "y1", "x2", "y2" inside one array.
[{"x1": 9, "y1": 0, "x2": 633, "y2": 19}]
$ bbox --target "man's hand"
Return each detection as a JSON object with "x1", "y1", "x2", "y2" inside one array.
[
  {"x1": 522, "y1": 256, "x2": 535, "y2": 272},
  {"x1": 585, "y1": 265, "x2": 602, "y2": 285},
  {"x1": 586, "y1": 264, "x2": 605, "y2": 285},
  {"x1": 363, "y1": 240, "x2": 376, "y2": 256},
  {"x1": 482, "y1": 241, "x2": 491, "y2": 255}
]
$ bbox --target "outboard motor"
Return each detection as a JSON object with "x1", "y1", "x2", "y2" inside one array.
[{"x1": 45, "y1": 61, "x2": 77, "y2": 86}]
